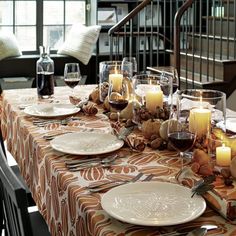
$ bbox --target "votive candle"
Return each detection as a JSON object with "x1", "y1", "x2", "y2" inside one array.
[{"x1": 216, "y1": 144, "x2": 231, "y2": 166}]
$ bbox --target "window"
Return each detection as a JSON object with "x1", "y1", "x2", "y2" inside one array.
[{"x1": 0, "y1": 0, "x2": 86, "y2": 53}]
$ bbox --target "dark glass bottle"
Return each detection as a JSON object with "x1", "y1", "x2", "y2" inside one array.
[{"x1": 36, "y1": 46, "x2": 54, "y2": 99}]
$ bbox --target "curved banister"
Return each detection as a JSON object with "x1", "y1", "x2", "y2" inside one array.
[
  {"x1": 174, "y1": 0, "x2": 194, "y2": 85},
  {"x1": 108, "y1": 0, "x2": 152, "y2": 36}
]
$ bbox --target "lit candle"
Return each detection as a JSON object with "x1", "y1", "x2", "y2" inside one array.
[
  {"x1": 145, "y1": 86, "x2": 163, "y2": 113},
  {"x1": 189, "y1": 108, "x2": 211, "y2": 138},
  {"x1": 109, "y1": 73, "x2": 123, "y2": 92},
  {"x1": 216, "y1": 144, "x2": 231, "y2": 166}
]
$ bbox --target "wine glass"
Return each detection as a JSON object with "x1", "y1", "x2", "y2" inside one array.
[
  {"x1": 160, "y1": 71, "x2": 173, "y2": 104},
  {"x1": 122, "y1": 57, "x2": 136, "y2": 77},
  {"x1": 172, "y1": 67, "x2": 179, "y2": 93},
  {"x1": 108, "y1": 77, "x2": 130, "y2": 123},
  {"x1": 64, "y1": 63, "x2": 81, "y2": 95},
  {"x1": 167, "y1": 92, "x2": 198, "y2": 168}
]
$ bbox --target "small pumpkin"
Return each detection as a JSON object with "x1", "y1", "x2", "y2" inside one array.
[
  {"x1": 141, "y1": 118, "x2": 162, "y2": 139},
  {"x1": 103, "y1": 96, "x2": 110, "y2": 111}
]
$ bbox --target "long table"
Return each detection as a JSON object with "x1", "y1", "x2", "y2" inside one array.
[{"x1": 1, "y1": 86, "x2": 235, "y2": 235}]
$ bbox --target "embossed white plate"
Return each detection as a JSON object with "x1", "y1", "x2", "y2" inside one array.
[
  {"x1": 101, "y1": 182, "x2": 206, "y2": 226},
  {"x1": 50, "y1": 132, "x2": 124, "y2": 155},
  {"x1": 24, "y1": 104, "x2": 80, "y2": 117}
]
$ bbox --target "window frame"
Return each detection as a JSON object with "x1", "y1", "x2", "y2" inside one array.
[{"x1": 0, "y1": 0, "x2": 88, "y2": 55}]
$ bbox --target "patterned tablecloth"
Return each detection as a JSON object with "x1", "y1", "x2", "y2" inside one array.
[{"x1": 1, "y1": 86, "x2": 236, "y2": 236}]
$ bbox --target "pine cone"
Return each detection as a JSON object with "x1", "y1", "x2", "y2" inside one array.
[{"x1": 82, "y1": 103, "x2": 98, "y2": 116}]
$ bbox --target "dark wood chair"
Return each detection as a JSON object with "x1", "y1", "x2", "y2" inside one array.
[
  {"x1": 0, "y1": 128, "x2": 35, "y2": 206},
  {"x1": 0, "y1": 143, "x2": 51, "y2": 236}
]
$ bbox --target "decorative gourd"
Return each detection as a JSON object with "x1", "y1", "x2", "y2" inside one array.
[
  {"x1": 120, "y1": 101, "x2": 133, "y2": 120},
  {"x1": 103, "y1": 96, "x2": 110, "y2": 111},
  {"x1": 141, "y1": 119, "x2": 162, "y2": 139},
  {"x1": 230, "y1": 157, "x2": 236, "y2": 179},
  {"x1": 83, "y1": 103, "x2": 98, "y2": 116},
  {"x1": 89, "y1": 88, "x2": 100, "y2": 104}
]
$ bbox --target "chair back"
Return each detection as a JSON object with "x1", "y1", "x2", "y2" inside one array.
[{"x1": 0, "y1": 144, "x2": 33, "y2": 236}]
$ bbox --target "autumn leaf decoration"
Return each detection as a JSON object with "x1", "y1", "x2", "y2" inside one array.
[{"x1": 191, "y1": 175, "x2": 216, "y2": 198}]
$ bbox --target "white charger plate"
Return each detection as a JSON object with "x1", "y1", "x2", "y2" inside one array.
[
  {"x1": 24, "y1": 103, "x2": 80, "y2": 117},
  {"x1": 101, "y1": 182, "x2": 206, "y2": 226},
  {"x1": 50, "y1": 132, "x2": 124, "y2": 155},
  {"x1": 217, "y1": 117, "x2": 236, "y2": 133},
  {"x1": 226, "y1": 118, "x2": 236, "y2": 133}
]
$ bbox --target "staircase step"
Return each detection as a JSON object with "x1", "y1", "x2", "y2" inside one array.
[
  {"x1": 147, "y1": 66, "x2": 236, "y2": 97},
  {"x1": 147, "y1": 66, "x2": 222, "y2": 85},
  {"x1": 187, "y1": 34, "x2": 236, "y2": 58},
  {"x1": 203, "y1": 17, "x2": 236, "y2": 38},
  {"x1": 168, "y1": 51, "x2": 236, "y2": 81}
]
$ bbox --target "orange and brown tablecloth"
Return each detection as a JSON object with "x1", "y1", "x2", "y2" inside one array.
[{"x1": 1, "y1": 86, "x2": 236, "y2": 236}]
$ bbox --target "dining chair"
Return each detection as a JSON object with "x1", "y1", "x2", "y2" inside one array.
[
  {"x1": 0, "y1": 128, "x2": 35, "y2": 207},
  {"x1": 0, "y1": 143, "x2": 51, "y2": 236}
]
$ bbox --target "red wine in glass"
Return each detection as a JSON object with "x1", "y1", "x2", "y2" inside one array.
[
  {"x1": 168, "y1": 131, "x2": 195, "y2": 152},
  {"x1": 64, "y1": 63, "x2": 81, "y2": 95},
  {"x1": 109, "y1": 99, "x2": 129, "y2": 111},
  {"x1": 64, "y1": 78, "x2": 80, "y2": 89}
]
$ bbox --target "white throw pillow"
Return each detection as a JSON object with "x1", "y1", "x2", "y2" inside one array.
[
  {"x1": 58, "y1": 23, "x2": 101, "y2": 65},
  {"x1": 0, "y1": 31, "x2": 22, "y2": 60}
]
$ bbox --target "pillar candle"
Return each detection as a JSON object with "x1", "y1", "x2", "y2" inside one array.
[
  {"x1": 109, "y1": 73, "x2": 123, "y2": 92},
  {"x1": 189, "y1": 108, "x2": 211, "y2": 138},
  {"x1": 145, "y1": 87, "x2": 163, "y2": 113},
  {"x1": 216, "y1": 144, "x2": 231, "y2": 166}
]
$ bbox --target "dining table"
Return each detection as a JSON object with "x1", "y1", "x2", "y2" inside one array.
[{"x1": 1, "y1": 85, "x2": 236, "y2": 236}]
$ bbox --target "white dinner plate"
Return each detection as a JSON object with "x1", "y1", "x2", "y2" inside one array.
[
  {"x1": 101, "y1": 182, "x2": 206, "y2": 226},
  {"x1": 217, "y1": 117, "x2": 236, "y2": 133},
  {"x1": 226, "y1": 118, "x2": 236, "y2": 133},
  {"x1": 50, "y1": 132, "x2": 124, "y2": 155},
  {"x1": 24, "y1": 103, "x2": 80, "y2": 117}
]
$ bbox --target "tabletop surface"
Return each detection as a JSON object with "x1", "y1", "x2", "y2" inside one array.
[{"x1": 1, "y1": 86, "x2": 236, "y2": 236}]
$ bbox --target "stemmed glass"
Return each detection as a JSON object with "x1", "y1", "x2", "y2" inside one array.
[
  {"x1": 108, "y1": 78, "x2": 130, "y2": 123},
  {"x1": 122, "y1": 57, "x2": 137, "y2": 77},
  {"x1": 172, "y1": 67, "x2": 179, "y2": 93},
  {"x1": 64, "y1": 63, "x2": 81, "y2": 95},
  {"x1": 167, "y1": 92, "x2": 198, "y2": 167}
]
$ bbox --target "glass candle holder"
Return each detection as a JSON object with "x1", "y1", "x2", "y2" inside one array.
[
  {"x1": 132, "y1": 74, "x2": 172, "y2": 126},
  {"x1": 99, "y1": 61, "x2": 133, "y2": 102},
  {"x1": 178, "y1": 89, "x2": 226, "y2": 137}
]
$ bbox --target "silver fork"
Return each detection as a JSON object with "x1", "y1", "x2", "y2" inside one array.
[
  {"x1": 43, "y1": 131, "x2": 73, "y2": 140},
  {"x1": 66, "y1": 154, "x2": 118, "y2": 168},
  {"x1": 88, "y1": 173, "x2": 153, "y2": 190},
  {"x1": 89, "y1": 172, "x2": 144, "y2": 193},
  {"x1": 33, "y1": 117, "x2": 80, "y2": 126}
]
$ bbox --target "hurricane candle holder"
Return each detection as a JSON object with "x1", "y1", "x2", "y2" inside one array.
[
  {"x1": 99, "y1": 61, "x2": 133, "y2": 103},
  {"x1": 178, "y1": 89, "x2": 228, "y2": 165},
  {"x1": 132, "y1": 74, "x2": 172, "y2": 126},
  {"x1": 178, "y1": 89, "x2": 226, "y2": 139}
]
